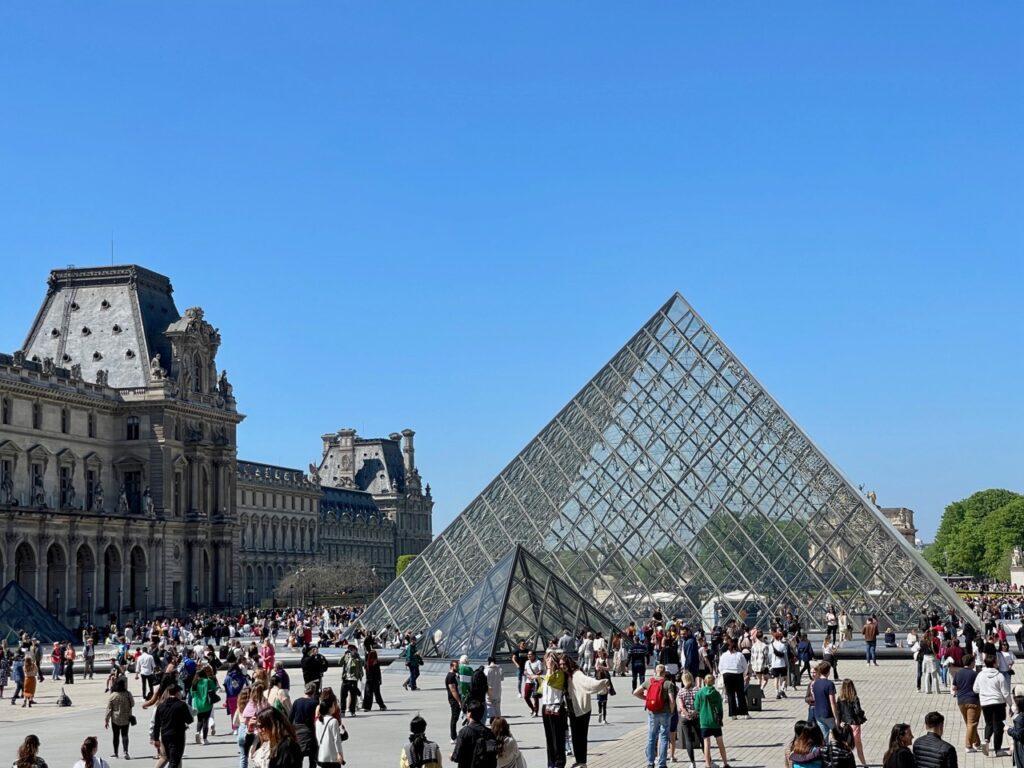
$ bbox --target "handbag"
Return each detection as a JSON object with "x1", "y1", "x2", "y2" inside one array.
[
  {"x1": 804, "y1": 683, "x2": 815, "y2": 706},
  {"x1": 542, "y1": 703, "x2": 563, "y2": 716},
  {"x1": 129, "y1": 715, "x2": 137, "y2": 726},
  {"x1": 209, "y1": 690, "x2": 222, "y2": 704}
]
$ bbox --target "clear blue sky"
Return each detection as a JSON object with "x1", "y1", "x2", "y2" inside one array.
[{"x1": 1, "y1": 4, "x2": 1021, "y2": 540}]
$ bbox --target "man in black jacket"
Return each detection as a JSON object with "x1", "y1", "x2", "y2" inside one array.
[
  {"x1": 301, "y1": 645, "x2": 329, "y2": 694},
  {"x1": 913, "y1": 711, "x2": 958, "y2": 768},
  {"x1": 152, "y1": 685, "x2": 193, "y2": 768},
  {"x1": 451, "y1": 699, "x2": 496, "y2": 768},
  {"x1": 289, "y1": 682, "x2": 319, "y2": 768}
]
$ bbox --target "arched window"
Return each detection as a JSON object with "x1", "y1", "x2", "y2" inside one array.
[{"x1": 32, "y1": 402, "x2": 42, "y2": 430}]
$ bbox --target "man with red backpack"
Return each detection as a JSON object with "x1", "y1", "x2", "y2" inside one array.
[{"x1": 633, "y1": 663, "x2": 676, "y2": 768}]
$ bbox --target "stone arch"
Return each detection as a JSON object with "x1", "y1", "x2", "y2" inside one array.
[
  {"x1": 103, "y1": 543, "x2": 123, "y2": 618},
  {"x1": 14, "y1": 541, "x2": 37, "y2": 596},
  {"x1": 76, "y1": 543, "x2": 96, "y2": 619},
  {"x1": 129, "y1": 545, "x2": 147, "y2": 612},
  {"x1": 45, "y1": 541, "x2": 67, "y2": 613}
]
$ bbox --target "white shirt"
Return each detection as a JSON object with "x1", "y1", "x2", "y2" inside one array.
[
  {"x1": 485, "y1": 662, "x2": 504, "y2": 702},
  {"x1": 718, "y1": 650, "x2": 749, "y2": 675},
  {"x1": 770, "y1": 640, "x2": 788, "y2": 670},
  {"x1": 137, "y1": 651, "x2": 156, "y2": 676}
]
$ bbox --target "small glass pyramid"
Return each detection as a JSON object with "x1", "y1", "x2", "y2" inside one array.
[
  {"x1": 423, "y1": 544, "x2": 619, "y2": 661},
  {"x1": 356, "y1": 294, "x2": 973, "y2": 642},
  {"x1": 0, "y1": 579, "x2": 75, "y2": 645}
]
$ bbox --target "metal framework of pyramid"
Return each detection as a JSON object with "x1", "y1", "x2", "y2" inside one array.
[
  {"x1": 423, "y1": 544, "x2": 619, "y2": 661},
  {"x1": 0, "y1": 580, "x2": 74, "y2": 645},
  {"x1": 355, "y1": 294, "x2": 973, "y2": 638}
]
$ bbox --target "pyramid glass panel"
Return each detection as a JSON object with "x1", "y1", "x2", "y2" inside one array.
[
  {"x1": 424, "y1": 545, "x2": 619, "y2": 661},
  {"x1": 0, "y1": 580, "x2": 74, "y2": 645},
  {"x1": 355, "y1": 294, "x2": 974, "y2": 640}
]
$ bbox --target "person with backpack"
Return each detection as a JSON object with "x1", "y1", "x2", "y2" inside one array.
[
  {"x1": 694, "y1": 674, "x2": 730, "y2": 768},
  {"x1": 634, "y1": 663, "x2": 676, "y2": 768},
  {"x1": 339, "y1": 644, "x2": 364, "y2": 717},
  {"x1": 452, "y1": 699, "x2": 497, "y2": 768},
  {"x1": 769, "y1": 631, "x2": 790, "y2": 701}
]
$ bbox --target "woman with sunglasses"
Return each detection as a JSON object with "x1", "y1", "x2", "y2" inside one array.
[
  {"x1": 252, "y1": 707, "x2": 302, "y2": 768},
  {"x1": 881, "y1": 723, "x2": 914, "y2": 768}
]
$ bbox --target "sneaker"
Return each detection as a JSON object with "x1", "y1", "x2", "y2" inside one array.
[
  {"x1": 982, "y1": 744, "x2": 989, "y2": 756},
  {"x1": 210, "y1": 725, "x2": 216, "y2": 736},
  {"x1": 124, "y1": 755, "x2": 130, "y2": 761},
  {"x1": 195, "y1": 734, "x2": 201, "y2": 745},
  {"x1": 966, "y1": 747, "x2": 977, "y2": 753}
]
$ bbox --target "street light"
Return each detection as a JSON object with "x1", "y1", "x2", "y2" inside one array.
[
  {"x1": 54, "y1": 587, "x2": 61, "y2": 620},
  {"x1": 143, "y1": 586, "x2": 149, "y2": 621},
  {"x1": 117, "y1": 587, "x2": 123, "y2": 625},
  {"x1": 193, "y1": 585, "x2": 199, "y2": 609},
  {"x1": 85, "y1": 588, "x2": 92, "y2": 626},
  {"x1": 289, "y1": 585, "x2": 295, "y2": 607},
  {"x1": 227, "y1": 586, "x2": 233, "y2": 609}
]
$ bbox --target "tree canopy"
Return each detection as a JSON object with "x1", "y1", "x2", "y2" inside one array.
[
  {"x1": 274, "y1": 560, "x2": 381, "y2": 605},
  {"x1": 924, "y1": 489, "x2": 1024, "y2": 579},
  {"x1": 396, "y1": 554, "x2": 417, "y2": 577}
]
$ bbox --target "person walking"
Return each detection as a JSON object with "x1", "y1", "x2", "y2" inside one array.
[
  {"x1": 677, "y1": 672, "x2": 703, "y2": 768},
  {"x1": 717, "y1": 639, "x2": 749, "y2": 720},
  {"x1": 252, "y1": 707, "x2": 303, "y2": 768},
  {"x1": 952, "y1": 652, "x2": 982, "y2": 754},
  {"x1": 882, "y1": 724, "x2": 915, "y2": 768},
  {"x1": 84, "y1": 638, "x2": 96, "y2": 680},
  {"x1": 300, "y1": 645, "x2": 328, "y2": 695},
  {"x1": 152, "y1": 685, "x2": 193, "y2": 768},
  {"x1": 807, "y1": 663, "x2": 837, "y2": 742},
  {"x1": 919, "y1": 630, "x2": 942, "y2": 694},
  {"x1": 634, "y1": 663, "x2": 675, "y2": 768},
  {"x1": 835, "y1": 679, "x2": 868, "y2": 767},
  {"x1": 339, "y1": 644, "x2": 364, "y2": 717},
  {"x1": 563, "y1": 653, "x2": 609, "y2": 767},
  {"x1": 13, "y1": 735, "x2": 47, "y2": 768},
  {"x1": 769, "y1": 631, "x2": 789, "y2": 701},
  {"x1": 402, "y1": 637, "x2": 422, "y2": 692},
  {"x1": 522, "y1": 650, "x2": 543, "y2": 717},
  {"x1": 288, "y1": 683, "x2": 319, "y2": 768},
  {"x1": 49, "y1": 643, "x2": 62, "y2": 682},
  {"x1": 974, "y1": 653, "x2": 1011, "y2": 757},
  {"x1": 630, "y1": 635, "x2": 650, "y2": 691},
  {"x1": 452, "y1": 699, "x2": 496, "y2": 768},
  {"x1": 104, "y1": 675, "x2": 136, "y2": 759},
  {"x1": 63, "y1": 642, "x2": 77, "y2": 685},
  {"x1": 445, "y1": 660, "x2": 464, "y2": 743},
  {"x1": 694, "y1": 674, "x2": 730, "y2": 768},
  {"x1": 259, "y1": 637, "x2": 276, "y2": 672},
  {"x1": 137, "y1": 646, "x2": 156, "y2": 699},
  {"x1": 912, "y1": 711, "x2": 957, "y2": 768},
  {"x1": 749, "y1": 631, "x2": 770, "y2": 692},
  {"x1": 401, "y1": 715, "x2": 442, "y2": 768},
  {"x1": 361, "y1": 648, "x2": 387, "y2": 711},
  {"x1": 9, "y1": 651, "x2": 25, "y2": 705},
  {"x1": 314, "y1": 689, "x2": 347, "y2": 768},
  {"x1": 191, "y1": 665, "x2": 216, "y2": 745},
  {"x1": 71, "y1": 737, "x2": 111, "y2": 768}
]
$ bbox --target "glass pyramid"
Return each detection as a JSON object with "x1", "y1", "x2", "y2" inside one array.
[
  {"x1": 0, "y1": 579, "x2": 75, "y2": 645},
  {"x1": 423, "y1": 544, "x2": 619, "y2": 661},
  {"x1": 356, "y1": 294, "x2": 973, "y2": 639}
]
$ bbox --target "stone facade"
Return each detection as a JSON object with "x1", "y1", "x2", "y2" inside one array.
[{"x1": 0, "y1": 265, "x2": 434, "y2": 620}]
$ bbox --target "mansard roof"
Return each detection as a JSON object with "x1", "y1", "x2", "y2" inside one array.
[{"x1": 21, "y1": 265, "x2": 179, "y2": 389}]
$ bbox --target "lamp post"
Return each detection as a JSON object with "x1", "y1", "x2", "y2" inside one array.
[
  {"x1": 85, "y1": 588, "x2": 92, "y2": 626},
  {"x1": 289, "y1": 585, "x2": 295, "y2": 608},
  {"x1": 117, "y1": 587, "x2": 123, "y2": 625},
  {"x1": 193, "y1": 585, "x2": 199, "y2": 610},
  {"x1": 227, "y1": 586, "x2": 233, "y2": 610},
  {"x1": 143, "y1": 586, "x2": 149, "y2": 621},
  {"x1": 54, "y1": 587, "x2": 61, "y2": 620},
  {"x1": 247, "y1": 586, "x2": 254, "y2": 612}
]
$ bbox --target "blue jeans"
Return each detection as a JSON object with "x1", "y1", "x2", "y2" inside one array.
[
  {"x1": 646, "y1": 711, "x2": 671, "y2": 768},
  {"x1": 865, "y1": 641, "x2": 877, "y2": 663},
  {"x1": 816, "y1": 716, "x2": 836, "y2": 740},
  {"x1": 236, "y1": 729, "x2": 248, "y2": 768},
  {"x1": 406, "y1": 664, "x2": 420, "y2": 690}
]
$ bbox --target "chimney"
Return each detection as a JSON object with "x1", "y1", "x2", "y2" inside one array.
[
  {"x1": 321, "y1": 433, "x2": 336, "y2": 459},
  {"x1": 401, "y1": 428, "x2": 415, "y2": 474}
]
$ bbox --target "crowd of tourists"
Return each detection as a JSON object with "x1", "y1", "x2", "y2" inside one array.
[{"x1": 11, "y1": 601, "x2": 1024, "y2": 768}]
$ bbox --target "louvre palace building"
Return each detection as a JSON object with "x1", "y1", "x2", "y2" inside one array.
[{"x1": 0, "y1": 265, "x2": 432, "y2": 624}]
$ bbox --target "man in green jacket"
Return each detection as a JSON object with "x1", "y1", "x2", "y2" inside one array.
[{"x1": 340, "y1": 644, "x2": 364, "y2": 717}]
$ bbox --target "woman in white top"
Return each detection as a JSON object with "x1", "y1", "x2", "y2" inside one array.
[
  {"x1": 749, "y1": 631, "x2": 770, "y2": 689},
  {"x1": 523, "y1": 651, "x2": 544, "y2": 717},
  {"x1": 768, "y1": 631, "x2": 789, "y2": 700},
  {"x1": 718, "y1": 638, "x2": 751, "y2": 719},
  {"x1": 314, "y1": 689, "x2": 347, "y2": 768},
  {"x1": 72, "y1": 737, "x2": 110, "y2": 768}
]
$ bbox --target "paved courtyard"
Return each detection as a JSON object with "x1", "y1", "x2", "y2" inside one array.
[{"x1": 0, "y1": 659, "x2": 1008, "y2": 767}]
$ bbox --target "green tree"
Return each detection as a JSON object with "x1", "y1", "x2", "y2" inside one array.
[
  {"x1": 396, "y1": 554, "x2": 417, "y2": 577},
  {"x1": 924, "y1": 489, "x2": 1023, "y2": 576}
]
